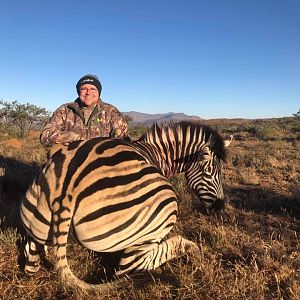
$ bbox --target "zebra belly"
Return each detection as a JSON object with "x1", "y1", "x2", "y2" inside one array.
[{"x1": 72, "y1": 182, "x2": 178, "y2": 253}]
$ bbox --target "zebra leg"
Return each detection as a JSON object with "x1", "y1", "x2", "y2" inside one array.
[
  {"x1": 52, "y1": 212, "x2": 116, "y2": 291},
  {"x1": 51, "y1": 204, "x2": 101, "y2": 290},
  {"x1": 24, "y1": 238, "x2": 46, "y2": 275},
  {"x1": 117, "y1": 236, "x2": 201, "y2": 275}
]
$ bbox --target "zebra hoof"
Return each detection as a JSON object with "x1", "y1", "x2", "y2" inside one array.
[
  {"x1": 185, "y1": 241, "x2": 201, "y2": 265},
  {"x1": 24, "y1": 262, "x2": 40, "y2": 275}
]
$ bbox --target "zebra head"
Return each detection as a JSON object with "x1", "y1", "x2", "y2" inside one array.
[
  {"x1": 185, "y1": 135, "x2": 232, "y2": 215},
  {"x1": 137, "y1": 121, "x2": 232, "y2": 214}
]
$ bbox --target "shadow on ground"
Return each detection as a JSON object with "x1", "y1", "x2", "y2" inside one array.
[
  {"x1": 226, "y1": 185, "x2": 300, "y2": 219},
  {"x1": 0, "y1": 155, "x2": 41, "y2": 232}
]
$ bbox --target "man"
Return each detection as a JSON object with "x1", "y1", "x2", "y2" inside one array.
[{"x1": 40, "y1": 74, "x2": 128, "y2": 154}]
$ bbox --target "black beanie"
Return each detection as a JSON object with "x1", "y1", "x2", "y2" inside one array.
[{"x1": 76, "y1": 74, "x2": 102, "y2": 95}]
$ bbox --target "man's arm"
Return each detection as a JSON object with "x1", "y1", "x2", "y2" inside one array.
[
  {"x1": 40, "y1": 105, "x2": 81, "y2": 147},
  {"x1": 109, "y1": 109, "x2": 129, "y2": 139}
]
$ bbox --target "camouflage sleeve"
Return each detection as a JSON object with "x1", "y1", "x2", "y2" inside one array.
[
  {"x1": 40, "y1": 105, "x2": 80, "y2": 147},
  {"x1": 108, "y1": 106, "x2": 129, "y2": 138}
]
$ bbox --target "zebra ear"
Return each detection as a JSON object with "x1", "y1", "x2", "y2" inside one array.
[{"x1": 224, "y1": 135, "x2": 233, "y2": 148}]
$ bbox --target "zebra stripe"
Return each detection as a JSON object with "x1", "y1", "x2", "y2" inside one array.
[{"x1": 20, "y1": 121, "x2": 231, "y2": 291}]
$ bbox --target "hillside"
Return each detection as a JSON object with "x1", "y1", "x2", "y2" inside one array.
[{"x1": 123, "y1": 111, "x2": 202, "y2": 125}]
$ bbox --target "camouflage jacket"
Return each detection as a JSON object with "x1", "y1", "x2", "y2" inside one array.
[{"x1": 40, "y1": 98, "x2": 128, "y2": 147}]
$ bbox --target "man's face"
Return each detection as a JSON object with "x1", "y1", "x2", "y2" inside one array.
[{"x1": 79, "y1": 84, "x2": 99, "y2": 107}]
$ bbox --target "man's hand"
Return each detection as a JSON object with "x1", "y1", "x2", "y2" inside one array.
[{"x1": 55, "y1": 131, "x2": 81, "y2": 145}]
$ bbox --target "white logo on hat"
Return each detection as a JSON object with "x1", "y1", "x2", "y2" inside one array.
[{"x1": 82, "y1": 79, "x2": 94, "y2": 83}]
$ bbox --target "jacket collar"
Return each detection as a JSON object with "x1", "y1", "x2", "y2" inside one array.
[{"x1": 67, "y1": 98, "x2": 102, "y2": 123}]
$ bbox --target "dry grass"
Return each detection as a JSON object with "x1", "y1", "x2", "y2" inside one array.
[{"x1": 0, "y1": 122, "x2": 299, "y2": 300}]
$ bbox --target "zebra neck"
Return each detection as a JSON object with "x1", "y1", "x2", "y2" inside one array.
[{"x1": 133, "y1": 141, "x2": 174, "y2": 178}]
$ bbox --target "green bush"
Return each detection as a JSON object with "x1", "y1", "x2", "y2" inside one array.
[
  {"x1": 254, "y1": 124, "x2": 282, "y2": 140},
  {"x1": 0, "y1": 100, "x2": 50, "y2": 138},
  {"x1": 128, "y1": 124, "x2": 146, "y2": 139}
]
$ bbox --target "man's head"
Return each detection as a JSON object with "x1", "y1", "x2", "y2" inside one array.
[{"x1": 76, "y1": 74, "x2": 102, "y2": 107}]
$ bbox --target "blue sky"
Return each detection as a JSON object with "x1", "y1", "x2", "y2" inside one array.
[{"x1": 0, "y1": 0, "x2": 299, "y2": 119}]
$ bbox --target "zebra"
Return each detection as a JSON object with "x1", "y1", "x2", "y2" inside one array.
[{"x1": 20, "y1": 121, "x2": 232, "y2": 291}]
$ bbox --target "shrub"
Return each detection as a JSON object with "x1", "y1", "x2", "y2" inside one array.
[
  {"x1": 0, "y1": 100, "x2": 50, "y2": 138},
  {"x1": 128, "y1": 124, "x2": 146, "y2": 139}
]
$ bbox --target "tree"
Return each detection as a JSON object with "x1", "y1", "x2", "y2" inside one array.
[
  {"x1": 0, "y1": 100, "x2": 50, "y2": 138},
  {"x1": 293, "y1": 109, "x2": 300, "y2": 118},
  {"x1": 292, "y1": 109, "x2": 300, "y2": 133}
]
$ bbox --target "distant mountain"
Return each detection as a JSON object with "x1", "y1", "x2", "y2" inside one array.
[{"x1": 123, "y1": 111, "x2": 202, "y2": 125}]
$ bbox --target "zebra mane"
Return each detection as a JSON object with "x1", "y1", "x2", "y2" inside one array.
[{"x1": 138, "y1": 121, "x2": 227, "y2": 161}]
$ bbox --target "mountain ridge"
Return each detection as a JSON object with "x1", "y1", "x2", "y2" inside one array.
[{"x1": 123, "y1": 111, "x2": 202, "y2": 125}]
